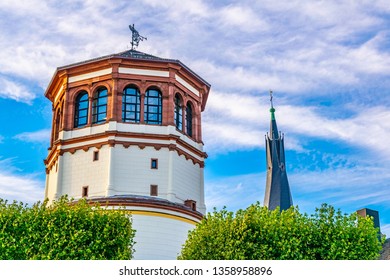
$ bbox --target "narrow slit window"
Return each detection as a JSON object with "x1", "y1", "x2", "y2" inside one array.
[
  {"x1": 82, "y1": 186, "x2": 89, "y2": 197},
  {"x1": 151, "y1": 158, "x2": 158, "y2": 169},
  {"x1": 186, "y1": 102, "x2": 193, "y2": 137},
  {"x1": 174, "y1": 94, "x2": 183, "y2": 130},
  {"x1": 150, "y1": 185, "x2": 158, "y2": 196},
  {"x1": 93, "y1": 151, "x2": 99, "y2": 161}
]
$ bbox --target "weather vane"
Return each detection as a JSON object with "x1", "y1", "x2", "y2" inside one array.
[
  {"x1": 129, "y1": 24, "x2": 147, "y2": 50},
  {"x1": 269, "y1": 90, "x2": 274, "y2": 108}
]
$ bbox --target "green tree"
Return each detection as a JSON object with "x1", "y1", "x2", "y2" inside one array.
[
  {"x1": 0, "y1": 196, "x2": 136, "y2": 260},
  {"x1": 178, "y1": 203, "x2": 384, "y2": 260}
]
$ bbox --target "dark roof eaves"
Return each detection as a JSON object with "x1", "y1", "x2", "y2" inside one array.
[{"x1": 56, "y1": 51, "x2": 210, "y2": 88}]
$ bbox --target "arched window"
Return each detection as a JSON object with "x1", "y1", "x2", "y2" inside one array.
[
  {"x1": 144, "y1": 88, "x2": 162, "y2": 125},
  {"x1": 122, "y1": 86, "x2": 140, "y2": 123},
  {"x1": 174, "y1": 94, "x2": 183, "y2": 130},
  {"x1": 92, "y1": 87, "x2": 108, "y2": 124},
  {"x1": 186, "y1": 102, "x2": 193, "y2": 137},
  {"x1": 54, "y1": 110, "x2": 61, "y2": 141},
  {"x1": 74, "y1": 91, "x2": 89, "y2": 128}
]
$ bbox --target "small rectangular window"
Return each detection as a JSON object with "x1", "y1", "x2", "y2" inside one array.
[
  {"x1": 93, "y1": 151, "x2": 99, "y2": 161},
  {"x1": 151, "y1": 158, "x2": 158, "y2": 169},
  {"x1": 150, "y1": 185, "x2": 158, "y2": 196},
  {"x1": 82, "y1": 186, "x2": 89, "y2": 197}
]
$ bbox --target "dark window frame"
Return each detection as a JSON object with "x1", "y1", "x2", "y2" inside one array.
[
  {"x1": 92, "y1": 88, "x2": 108, "y2": 124},
  {"x1": 174, "y1": 94, "x2": 183, "y2": 130},
  {"x1": 93, "y1": 151, "x2": 99, "y2": 161},
  {"x1": 82, "y1": 186, "x2": 89, "y2": 197},
  {"x1": 74, "y1": 91, "x2": 89, "y2": 128},
  {"x1": 186, "y1": 102, "x2": 193, "y2": 137},
  {"x1": 54, "y1": 110, "x2": 61, "y2": 141},
  {"x1": 122, "y1": 86, "x2": 141, "y2": 123},
  {"x1": 151, "y1": 158, "x2": 158, "y2": 169},
  {"x1": 144, "y1": 89, "x2": 162, "y2": 125}
]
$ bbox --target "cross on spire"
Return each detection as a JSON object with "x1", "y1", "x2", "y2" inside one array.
[{"x1": 270, "y1": 90, "x2": 274, "y2": 108}]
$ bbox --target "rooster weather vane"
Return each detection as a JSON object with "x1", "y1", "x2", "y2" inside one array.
[{"x1": 129, "y1": 24, "x2": 147, "y2": 50}]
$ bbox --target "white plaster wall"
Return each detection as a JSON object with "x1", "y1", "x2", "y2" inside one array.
[
  {"x1": 131, "y1": 213, "x2": 196, "y2": 260},
  {"x1": 111, "y1": 145, "x2": 170, "y2": 198},
  {"x1": 46, "y1": 166, "x2": 58, "y2": 201},
  {"x1": 171, "y1": 153, "x2": 205, "y2": 214},
  {"x1": 110, "y1": 145, "x2": 204, "y2": 212},
  {"x1": 48, "y1": 143, "x2": 205, "y2": 209},
  {"x1": 60, "y1": 146, "x2": 109, "y2": 199}
]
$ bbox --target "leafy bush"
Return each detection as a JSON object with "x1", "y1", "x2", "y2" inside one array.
[
  {"x1": 0, "y1": 196, "x2": 135, "y2": 260},
  {"x1": 179, "y1": 203, "x2": 384, "y2": 260}
]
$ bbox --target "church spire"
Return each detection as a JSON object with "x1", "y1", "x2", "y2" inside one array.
[
  {"x1": 269, "y1": 90, "x2": 279, "y2": 141},
  {"x1": 263, "y1": 92, "x2": 293, "y2": 211}
]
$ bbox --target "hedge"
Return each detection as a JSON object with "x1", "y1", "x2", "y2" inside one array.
[{"x1": 0, "y1": 196, "x2": 135, "y2": 260}]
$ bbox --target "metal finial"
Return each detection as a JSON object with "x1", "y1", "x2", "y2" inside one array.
[
  {"x1": 129, "y1": 24, "x2": 147, "y2": 50},
  {"x1": 269, "y1": 90, "x2": 274, "y2": 108}
]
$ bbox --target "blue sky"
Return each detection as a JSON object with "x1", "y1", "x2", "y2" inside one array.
[{"x1": 0, "y1": 0, "x2": 390, "y2": 237}]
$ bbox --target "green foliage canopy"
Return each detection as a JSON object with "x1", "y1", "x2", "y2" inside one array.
[
  {"x1": 0, "y1": 196, "x2": 135, "y2": 260},
  {"x1": 179, "y1": 203, "x2": 384, "y2": 260}
]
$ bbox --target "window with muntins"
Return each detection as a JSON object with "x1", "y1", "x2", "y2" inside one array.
[
  {"x1": 186, "y1": 102, "x2": 193, "y2": 137},
  {"x1": 122, "y1": 86, "x2": 140, "y2": 123},
  {"x1": 74, "y1": 91, "x2": 89, "y2": 128},
  {"x1": 144, "y1": 89, "x2": 162, "y2": 125},
  {"x1": 174, "y1": 94, "x2": 183, "y2": 130},
  {"x1": 92, "y1": 88, "x2": 108, "y2": 124}
]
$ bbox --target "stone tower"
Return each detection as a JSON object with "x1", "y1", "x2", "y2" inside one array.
[
  {"x1": 263, "y1": 96, "x2": 293, "y2": 211},
  {"x1": 43, "y1": 48, "x2": 210, "y2": 259}
]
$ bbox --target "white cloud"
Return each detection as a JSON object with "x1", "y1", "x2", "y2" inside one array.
[
  {"x1": 13, "y1": 129, "x2": 51, "y2": 143},
  {"x1": 203, "y1": 89, "x2": 390, "y2": 159},
  {"x1": 140, "y1": 0, "x2": 209, "y2": 19},
  {"x1": 0, "y1": 76, "x2": 35, "y2": 103},
  {"x1": 0, "y1": 158, "x2": 44, "y2": 204},
  {"x1": 217, "y1": 4, "x2": 269, "y2": 33},
  {"x1": 0, "y1": 0, "x2": 388, "y2": 100},
  {"x1": 0, "y1": 172, "x2": 44, "y2": 204}
]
